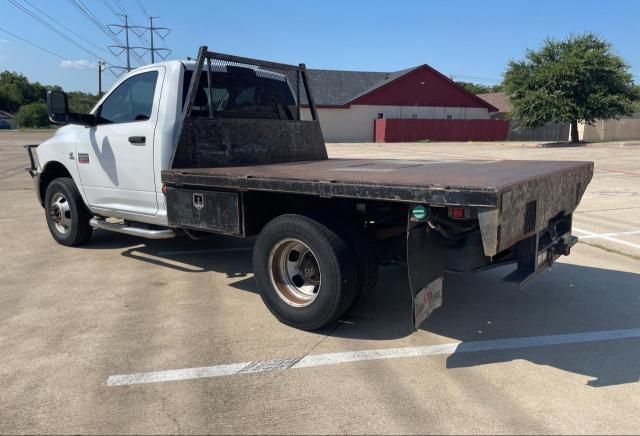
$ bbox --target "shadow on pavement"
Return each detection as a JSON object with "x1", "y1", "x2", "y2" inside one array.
[
  {"x1": 85, "y1": 230, "x2": 640, "y2": 387},
  {"x1": 82, "y1": 229, "x2": 256, "y2": 278},
  {"x1": 345, "y1": 261, "x2": 640, "y2": 387}
]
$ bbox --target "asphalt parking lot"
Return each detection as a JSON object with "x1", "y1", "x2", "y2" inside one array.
[{"x1": 1, "y1": 130, "x2": 639, "y2": 434}]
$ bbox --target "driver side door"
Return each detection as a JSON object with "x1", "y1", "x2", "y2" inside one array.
[{"x1": 76, "y1": 67, "x2": 164, "y2": 216}]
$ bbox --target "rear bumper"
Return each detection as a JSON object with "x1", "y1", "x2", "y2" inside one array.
[{"x1": 503, "y1": 214, "x2": 577, "y2": 287}]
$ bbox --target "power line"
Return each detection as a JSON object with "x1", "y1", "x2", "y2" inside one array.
[
  {"x1": 100, "y1": 0, "x2": 119, "y2": 17},
  {"x1": 135, "y1": 0, "x2": 149, "y2": 18},
  {"x1": 69, "y1": 0, "x2": 145, "y2": 66},
  {"x1": 113, "y1": 0, "x2": 140, "y2": 26},
  {"x1": 112, "y1": 0, "x2": 127, "y2": 15},
  {"x1": 0, "y1": 25, "x2": 95, "y2": 72},
  {"x1": 8, "y1": 0, "x2": 106, "y2": 62},
  {"x1": 20, "y1": 0, "x2": 116, "y2": 61},
  {"x1": 68, "y1": 0, "x2": 123, "y2": 47},
  {"x1": 104, "y1": 0, "x2": 149, "y2": 60},
  {"x1": 111, "y1": 0, "x2": 149, "y2": 44}
]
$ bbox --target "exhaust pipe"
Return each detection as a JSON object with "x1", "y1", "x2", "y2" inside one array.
[{"x1": 90, "y1": 217, "x2": 176, "y2": 240}]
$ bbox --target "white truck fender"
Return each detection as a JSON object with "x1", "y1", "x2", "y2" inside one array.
[{"x1": 33, "y1": 125, "x2": 88, "y2": 207}]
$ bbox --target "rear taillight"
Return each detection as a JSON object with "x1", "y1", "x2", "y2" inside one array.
[{"x1": 449, "y1": 207, "x2": 468, "y2": 219}]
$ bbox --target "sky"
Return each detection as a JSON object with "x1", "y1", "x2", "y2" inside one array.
[{"x1": 1, "y1": 0, "x2": 639, "y2": 94}]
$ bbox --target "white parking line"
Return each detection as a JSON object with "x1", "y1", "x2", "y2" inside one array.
[
  {"x1": 574, "y1": 227, "x2": 640, "y2": 250},
  {"x1": 107, "y1": 327, "x2": 640, "y2": 386},
  {"x1": 576, "y1": 230, "x2": 640, "y2": 239}
]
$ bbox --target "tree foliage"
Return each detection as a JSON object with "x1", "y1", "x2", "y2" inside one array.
[
  {"x1": 0, "y1": 71, "x2": 99, "y2": 127},
  {"x1": 67, "y1": 91, "x2": 100, "y2": 113},
  {"x1": 15, "y1": 102, "x2": 50, "y2": 128},
  {"x1": 455, "y1": 81, "x2": 502, "y2": 94},
  {"x1": 0, "y1": 71, "x2": 46, "y2": 113},
  {"x1": 503, "y1": 33, "x2": 638, "y2": 141}
]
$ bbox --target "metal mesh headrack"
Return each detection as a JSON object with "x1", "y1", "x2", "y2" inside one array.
[{"x1": 183, "y1": 46, "x2": 318, "y2": 122}]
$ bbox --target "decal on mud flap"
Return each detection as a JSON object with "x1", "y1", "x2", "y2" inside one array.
[{"x1": 414, "y1": 276, "x2": 443, "y2": 328}]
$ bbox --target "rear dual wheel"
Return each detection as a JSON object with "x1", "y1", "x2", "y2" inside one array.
[{"x1": 253, "y1": 214, "x2": 376, "y2": 331}]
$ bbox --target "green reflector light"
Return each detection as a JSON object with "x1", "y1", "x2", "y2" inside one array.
[{"x1": 411, "y1": 205, "x2": 429, "y2": 221}]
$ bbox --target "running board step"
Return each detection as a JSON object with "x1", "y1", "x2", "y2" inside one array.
[{"x1": 90, "y1": 217, "x2": 176, "y2": 240}]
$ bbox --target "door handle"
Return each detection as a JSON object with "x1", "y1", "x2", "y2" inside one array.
[{"x1": 128, "y1": 136, "x2": 146, "y2": 145}]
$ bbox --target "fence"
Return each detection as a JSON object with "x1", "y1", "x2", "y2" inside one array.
[
  {"x1": 580, "y1": 118, "x2": 640, "y2": 142},
  {"x1": 507, "y1": 121, "x2": 570, "y2": 142},
  {"x1": 374, "y1": 118, "x2": 509, "y2": 142}
]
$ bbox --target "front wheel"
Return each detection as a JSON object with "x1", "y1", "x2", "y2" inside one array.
[
  {"x1": 253, "y1": 214, "x2": 358, "y2": 331},
  {"x1": 44, "y1": 177, "x2": 93, "y2": 246}
]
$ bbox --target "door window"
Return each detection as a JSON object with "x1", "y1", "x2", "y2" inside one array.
[{"x1": 98, "y1": 71, "x2": 158, "y2": 124}]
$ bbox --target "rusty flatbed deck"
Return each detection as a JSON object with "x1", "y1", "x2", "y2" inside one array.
[{"x1": 162, "y1": 158, "x2": 593, "y2": 207}]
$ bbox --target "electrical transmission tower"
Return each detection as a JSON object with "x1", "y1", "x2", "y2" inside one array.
[
  {"x1": 106, "y1": 14, "x2": 171, "y2": 75},
  {"x1": 107, "y1": 14, "x2": 138, "y2": 73},
  {"x1": 132, "y1": 17, "x2": 171, "y2": 63},
  {"x1": 107, "y1": 14, "x2": 147, "y2": 74}
]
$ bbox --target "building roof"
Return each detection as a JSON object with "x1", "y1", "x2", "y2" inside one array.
[
  {"x1": 477, "y1": 92, "x2": 511, "y2": 113},
  {"x1": 305, "y1": 65, "x2": 498, "y2": 111},
  {"x1": 304, "y1": 68, "x2": 417, "y2": 106},
  {"x1": 303, "y1": 69, "x2": 388, "y2": 106}
]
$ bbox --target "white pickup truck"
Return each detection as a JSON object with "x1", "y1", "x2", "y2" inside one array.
[{"x1": 26, "y1": 47, "x2": 593, "y2": 330}]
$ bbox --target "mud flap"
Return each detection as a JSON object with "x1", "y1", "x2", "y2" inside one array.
[{"x1": 407, "y1": 214, "x2": 446, "y2": 329}]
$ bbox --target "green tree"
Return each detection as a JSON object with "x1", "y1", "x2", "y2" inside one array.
[
  {"x1": 15, "y1": 102, "x2": 50, "y2": 128},
  {"x1": 503, "y1": 33, "x2": 638, "y2": 143},
  {"x1": 455, "y1": 81, "x2": 502, "y2": 94},
  {"x1": 0, "y1": 71, "x2": 33, "y2": 112},
  {"x1": 0, "y1": 70, "x2": 98, "y2": 116},
  {"x1": 67, "y1": 91, "x2": 100, "y2": 113}
]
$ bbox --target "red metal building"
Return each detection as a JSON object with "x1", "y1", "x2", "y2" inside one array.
[{"x1": 302, "y1": 64, "x2": 503, "y2": 142}]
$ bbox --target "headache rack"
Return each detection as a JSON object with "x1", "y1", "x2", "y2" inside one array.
[{"x1": 170, "y1": 46, "x2": 326, "y2": 169}]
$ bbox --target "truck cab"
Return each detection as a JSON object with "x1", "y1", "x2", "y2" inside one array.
[{"x1": 34, "y1": 62, "x2": 196, "y2": 225}]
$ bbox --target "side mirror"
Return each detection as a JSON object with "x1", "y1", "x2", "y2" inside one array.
[
  {"x1": 46, "y1": 90, "x2": 97, "y2": 126},
  {"x1": 47, "y1": 90, "x2": 69, "y2": 124}
]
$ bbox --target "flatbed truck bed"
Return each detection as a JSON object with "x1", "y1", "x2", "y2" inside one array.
[
  {"x1": 163, "y1": 158, "x2": 591, "y2": 207},
  {"x1": 163, "y1": 158, "x2": 592, "y2": 257}
]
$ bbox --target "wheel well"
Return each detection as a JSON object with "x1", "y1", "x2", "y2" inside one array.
[{"x1": 39, "y1": 161, "x2": 73, "y2": 206}]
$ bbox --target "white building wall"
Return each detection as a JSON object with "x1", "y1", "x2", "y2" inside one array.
[{"x1": 302, "y1": 105, "x2": 490, "y2": 142}]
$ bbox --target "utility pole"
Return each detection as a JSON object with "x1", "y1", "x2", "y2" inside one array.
[
  {"x1": 150, "y1": 16, "x2": 157, "y2": 63},
  {"x1": 123, "y1": 15, "x2": 130, "y2": 71},
  {"x1": 98, "y1": 61, "x2": 106, "y2": 96},
  {"x1": 132, "y1": 17, "x2": 171, "y2": 64}
]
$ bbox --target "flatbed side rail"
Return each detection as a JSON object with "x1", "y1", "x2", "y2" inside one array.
[
  {"x1": 161, "y1": 170, "x2": 500, "y2": 207},
  {"x1": 170, "y1": 46, "x2": 320, "y2": 169}
]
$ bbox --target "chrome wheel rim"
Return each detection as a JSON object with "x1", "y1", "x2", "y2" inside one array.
[
  {"x1": 49, "y1": 192, "x2": 72, "y2": 234},
  {"x1": 268, "y1": 238, "x2": 321, "y2": 307}
]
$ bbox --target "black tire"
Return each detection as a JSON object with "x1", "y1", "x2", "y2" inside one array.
[
  {"x1": 253, "y1": 214, "x2": 358, "y2": 331},
  {"x1": 345, "y1": 227, "x2": 378, "y2": 306},
  {"x1": 44, "y1": 177, "x2": 93, "y2": 246},
  {"x1": 305, "y1": 213, "x2": 379, "y2": 307}
]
